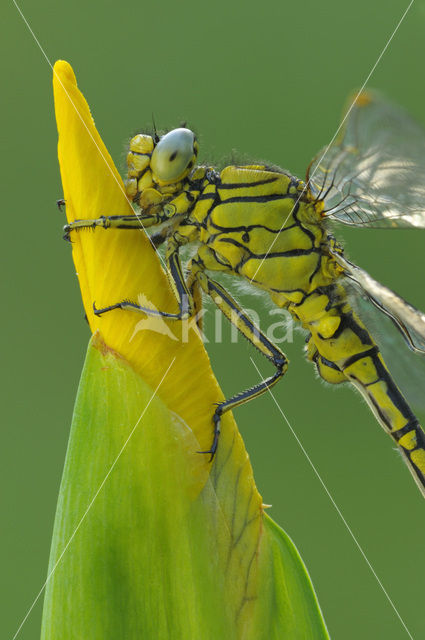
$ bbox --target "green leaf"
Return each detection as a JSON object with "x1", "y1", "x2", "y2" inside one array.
[{"x1": 41, "y1": 333, "x2": 328, "y2": 639}]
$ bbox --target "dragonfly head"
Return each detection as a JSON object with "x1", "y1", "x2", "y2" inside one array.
[
  {"x1": 151, "y1": 128, "x2": 198, "y2": 185},
  {"x1": 125, "y1": 128, "x2": 198, "y2": 203}
]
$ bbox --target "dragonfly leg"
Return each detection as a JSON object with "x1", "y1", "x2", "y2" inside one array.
[
  {"x1": 94, "y1": 233, "x2": 195, "y2": 320},
  {"x1": 190, "y1": 258, "x2": 288, "y2": 460},
  {"x1": 63, "y1": 213, "x2": 162, "y2": 241},
  {"x1": 185, "y1": 270, "x2": 204, "y2": 331}
]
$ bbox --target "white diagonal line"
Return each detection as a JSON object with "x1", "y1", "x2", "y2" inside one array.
[
  {"x1": 250, "y1": 357, "x2": 414, "y2": 640},
  {"x1": 11, "y1": 0, "x2": 417, "y2": 637},
  {"x1": 249, "y1": 0, "x2": 415, "y2": 284},
  {"x1": 11, "y1": 0, "x2": 168, "y2": 272},
  {"x1": 11, "y1": 357, "x2": 175, "y2": 640}
]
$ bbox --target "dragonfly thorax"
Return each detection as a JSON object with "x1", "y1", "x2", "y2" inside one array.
[{"x1": 187, "y1": 165, "x2": 332, "y2": 300}]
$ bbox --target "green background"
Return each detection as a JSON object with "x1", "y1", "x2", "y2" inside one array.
[{"x1": 2, "y1": 0, "x2": 425, "y2": 638}]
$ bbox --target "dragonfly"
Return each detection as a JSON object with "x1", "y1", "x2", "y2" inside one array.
[{"x1": 64, "y1": 91, "x2": 425, "y2": 498}]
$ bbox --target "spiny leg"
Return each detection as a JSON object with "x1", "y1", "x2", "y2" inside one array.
[
  {"x1": 186, "y1": 270, "x2": 204, "y2": 331},
  {"x1": 191, "y1": 259, "x2": 288, "y2": 460},
  {"x1": 63, "y1": 213, "x2": 163, "y2": 241},
  {"x1": 94, "y1": 233, "x2": 195, "y2": 320}
]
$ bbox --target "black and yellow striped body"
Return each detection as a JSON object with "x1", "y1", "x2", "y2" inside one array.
[
  {"x1": 189, "y1": 166, "x2": 329, "y2": 290},
  {"x1": 183, "y1": 164, "x2": 425, "y2": 493},
  {"x1": 298, "y1": 285, "x2": 425, "y2": 496},
  {"x1": 67, "y1": 140, "x2": 425, "y2": 495}
]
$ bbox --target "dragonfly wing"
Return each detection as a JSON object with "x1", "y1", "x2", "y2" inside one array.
[
  {"x1": 308, "y1": 91, "x2": 425, "y2": 228},
  {"x1": 346, "y1": 280, "x2": 425, "y2": 410},
  {"x1": 331, "y1": 249, "x2": 425, "y2": 354}
]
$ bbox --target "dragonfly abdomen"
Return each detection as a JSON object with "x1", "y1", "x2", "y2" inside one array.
[
  {"x1": 344, "y1": 346, "x2": 425, "y2": 496},
  {"x1": 301, "y1": 288, "x2": 425, "y2": 496}
]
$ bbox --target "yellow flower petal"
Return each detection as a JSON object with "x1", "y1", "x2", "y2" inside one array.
[{"x1": 52, "y1": 58, "x2": 261, "y2": 503}]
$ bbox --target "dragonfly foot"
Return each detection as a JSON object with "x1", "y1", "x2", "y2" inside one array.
[
  {"x1": 196, "y1": 411, "x2": 222, "y2": 462},
  {"x1": 63, "y1": 224, "x2": 72, "y2": 242}
]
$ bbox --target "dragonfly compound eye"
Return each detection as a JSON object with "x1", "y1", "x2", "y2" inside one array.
[{"x1": 150, "y1": 128, "x2": 197, "y2": 183}]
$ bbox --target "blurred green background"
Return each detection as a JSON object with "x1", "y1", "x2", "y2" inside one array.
[{"x1": 2, "y1": 0, "x2": 425, "y2": 637}]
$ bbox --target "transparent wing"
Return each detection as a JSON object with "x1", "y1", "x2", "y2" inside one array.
[
  {"x1": 331, "y1": 249, "x2": 425, "y2": 357},
  {"x1": 308, "y1": 91, "x2": 425, "y2": 228},
  {"x1": 346, "y1": 282, "x2": 425, "y2": 411}
]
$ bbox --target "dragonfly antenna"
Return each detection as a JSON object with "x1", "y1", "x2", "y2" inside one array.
[{"x1": 152, "y1": 113, "x2": 159, "y2": 143}]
